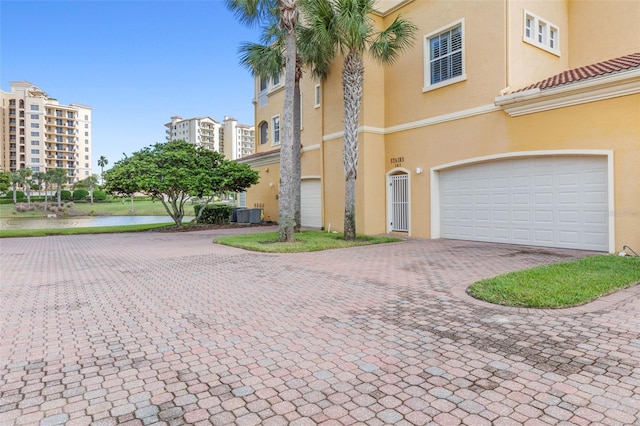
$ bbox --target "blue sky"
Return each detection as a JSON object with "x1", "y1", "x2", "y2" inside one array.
[{"x1": 1, "y1": 0, "x2": 261, "y2": 171}]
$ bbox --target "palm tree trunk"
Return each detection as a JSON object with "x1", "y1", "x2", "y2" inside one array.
[
  {"x1": 293, "y1": 60, "x2": 302, "y2": 232},
  {"x1": 342, "y1": 50, "x2": 364, "y2": 241},
  {"x1": 277, "y1": 1, "x2": 298, "y2": 242}
]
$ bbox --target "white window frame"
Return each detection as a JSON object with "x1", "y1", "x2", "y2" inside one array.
[
  {"x1": 523, "y1": 10, "x2": 560, "y2": 56},
  {"x1": 314, "y1": 84, "x2": 321, "y2": 108},
  {"x1": 271, "y1": 115, "x2": 280, "y2": 146},
  {"x1": 423, "y1": 18, "x2": 466, "y2": 92}
]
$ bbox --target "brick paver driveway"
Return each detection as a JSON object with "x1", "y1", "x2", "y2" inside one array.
[{"x1": 1, "y1": 228, "x2": 639, "y2": 425}]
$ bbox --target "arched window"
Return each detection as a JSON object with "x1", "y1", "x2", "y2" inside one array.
[{"x1": 259, "y1": 121, "x2": 268, "y2": 144}]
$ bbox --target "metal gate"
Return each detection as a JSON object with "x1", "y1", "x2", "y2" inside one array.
[{"x1": 390, "y1": 174, "x2": 409, "y2": 232}]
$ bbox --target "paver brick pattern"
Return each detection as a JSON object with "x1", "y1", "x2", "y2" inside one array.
[{"x1": 1, "y1": 228, "x2": 639, "y2": 425}]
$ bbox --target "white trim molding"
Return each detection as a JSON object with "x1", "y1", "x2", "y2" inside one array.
[
  {"x1": 430, "y1": 150, "x2": 615, "y2": 253},
  {"x1": 322, "y1": 104, "x2": 500, "y2": 142},
  {"x1": 301, "y1": 144, "x2": 320, "y2": 153},
  {"x1": 495, "y1": 69, "x2": 640, "y2": 116}
]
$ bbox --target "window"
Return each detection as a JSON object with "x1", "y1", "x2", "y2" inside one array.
[
  {"x1": 271, "y1": 116, "x2": 280, "y2": 145},
  {"x1": 84, "y1": 115, "x2": 88, "y2": 120},
  {"x1": 31, "y1": 149, "x2": 40, "y2": 154},
  {"x1": 272, "y1": 73, "x2": 280, "y2": 86},
  {"x1": 259, "y1": 121, "x2": 268, "y2": 144},
  {"x1": 31, "y1": 140, "x2": 39, "y2": 146},
  {"x1": 30, "y1": 114, "x2": 39, "y2": 120},
  {"x1": 523, "y1": 11, "x2": 560, "y2": 55},
  {"x1": 85, "y1": 147, "x2": 89, "y2": 152},
  {"x1": 314, "y1": 84, "x2": 321, "y2": 108},
  {"x1": 85, "y1": 123, "x2": 88, "y2": 128},
  {"x1": 31, "y1": 158, "x2": 40, "y2": 163},
  {"x1": 424, "y1": 19, "x2": 465, "y2": 91},
  {"x1": 30, "y1": 104, "x2": 39, "y2": 111},
  {"x1": 30, "y1": 123, "x2": 39, "y2": 128},
  {"x1": 31, "y1": 131, "x2": 39, "y2": 137}
]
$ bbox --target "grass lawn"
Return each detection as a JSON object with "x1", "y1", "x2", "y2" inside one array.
[
  {"x1": 468, "y1": 255, "x2": 640, "y2": 308},
  {"x1": 0, "y1": 222, "x2": 174, "y2": 238},
  {"x1": 214, "y1": 230, "x2": 402, "y2": 253}
]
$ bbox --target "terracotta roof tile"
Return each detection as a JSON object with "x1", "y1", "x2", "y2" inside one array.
[{"x1": 515, "y1": 52, "x2": 640, "y2": 92}]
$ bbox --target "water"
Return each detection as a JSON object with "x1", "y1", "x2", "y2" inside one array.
[{"x1": 0, "y1": 216, "x2": 194, "y2": 230}]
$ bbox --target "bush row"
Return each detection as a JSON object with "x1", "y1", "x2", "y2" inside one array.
[{"x1": 0, "y1": 190, "x2": 108, "y2": 203}]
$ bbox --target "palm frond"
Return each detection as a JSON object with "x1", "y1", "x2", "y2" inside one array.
[
  {"x1": 224, "y1": 0, "x2": 278, "y2": 28},
  {"x1": 238, "y1": 42, "x2": 285, "y2": 79},
  {"x1": 369, "y1": 15, "x2": 417, "y2": 64}
]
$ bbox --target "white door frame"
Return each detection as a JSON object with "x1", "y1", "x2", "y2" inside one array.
[
  {"x1": 387, "y1": 168, "x2": 411, "y2": 234},
  {"x1": 430, "y1": 150, "x2": 614, "y2": 252}
]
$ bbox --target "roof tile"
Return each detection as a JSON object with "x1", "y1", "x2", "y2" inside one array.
[{"x1": 515, "y1": 52, "x2": 640, "y2": 92}]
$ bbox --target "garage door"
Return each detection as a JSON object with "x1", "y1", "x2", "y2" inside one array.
[
  {"x1": 301, "y1": 179, "x2": 322, "y2": 228},
  {"x1": 439, "y1": 156, "x2": 608, "y2": 251}
]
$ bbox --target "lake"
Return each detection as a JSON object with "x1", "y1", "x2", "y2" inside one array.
[{"x1": 0, "y1": 216, "x2": 194, "y2": 230}]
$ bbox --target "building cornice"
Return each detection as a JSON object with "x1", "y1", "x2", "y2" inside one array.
[
  {"x1": 236, "y1": 149, "x2": 280, "y2": 167},
  {"x1": 495, "y1": 69, "x2": 640, "y2": 117}
]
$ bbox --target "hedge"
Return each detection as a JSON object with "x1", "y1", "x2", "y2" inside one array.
[{"x1": 194, "y1": 204, "x2": 232, "y2": 225}]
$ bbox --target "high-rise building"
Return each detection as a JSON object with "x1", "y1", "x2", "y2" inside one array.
[
  {"x1": 165, "y1": 116, "x2": 223, "y2": 152},
  {"x1": 164, "y1": 115, "x2": 254, "y2": 160},
  {"x1": 223, "y1": 116, "x2": 255, "y2": 160},
  {"x1": 0, "y1": 81, "x2": 92, "y2": 184}
]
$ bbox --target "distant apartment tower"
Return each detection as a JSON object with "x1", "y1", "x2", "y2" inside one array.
[
  {"x1": 223, "y1": 116, "x2": 255, "y2": 160},
  {"x1": 164, "y1": 115, "x2": 254, "y2": 160},
  {"x1": 0, "y1": 81, "x2": 92, "y2": 183},
  {"x1": 165, "y1": 116, "x2": 223, "y2": 152}
]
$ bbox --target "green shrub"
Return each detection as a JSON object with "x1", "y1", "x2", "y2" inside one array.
[
  {"x1": 73, "y1": 189, "x2": 89, "y2": 201},
  {"x1": 194, "y1": 204, "x2": 232, "y2": 225},
  {"x1": 93, "y1": 190, "x2": 107, "y2": 201},
  {"x1": 61, "y1": 190, "x2": 72, "y2": 201},
  {"x1": 11, "y1": 191, "x2": 26, "y2": 202}
]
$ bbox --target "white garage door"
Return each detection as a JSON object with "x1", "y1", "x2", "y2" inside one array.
[
  {"x1": 440, "y1": 156, "x2": 608, "y2": 251},
  {"x1": 301, "y1": 179, "x2": 322, "y2": 228}
]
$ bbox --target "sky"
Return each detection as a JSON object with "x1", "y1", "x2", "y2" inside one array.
[{"x1": 1, "y1": 0, "x2": 261, "y2": 171}]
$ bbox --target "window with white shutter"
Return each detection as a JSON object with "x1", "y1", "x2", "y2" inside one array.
[{"x1": 423, "y1": 19, "x2": 466, "y2": 92}]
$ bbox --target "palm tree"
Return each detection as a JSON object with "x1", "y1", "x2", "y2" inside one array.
[
  {"x1": 17, "y1": 167, "x2": 33, "y2": 208},
  {"x1": 86, "y1": 174, "x2": 99, "y2": 204},
  {"x1": 33, "y1": 171, "x2": 50, "y2": 210},
  {"x1": 48, "y1": 168, "x2": 68, "y2": 208},
  {"x1": 298, "y1": 0, "x2": 416, "y2": 240},
  {"x1": 238, "y1": 19, "x2": 304, "y2": 232},
  {"x1": 226, "y1": 0, "x2": 300, "y2": 242},
  {"x1": 97, "y1": 155, "x2": 109, "y2": 184},
  {"x1": 10, "y1": 171, "x2": 20, "y2": 204}
]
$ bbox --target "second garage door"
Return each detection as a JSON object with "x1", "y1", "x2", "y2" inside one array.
[
  {"x1": 439, "y1": 156, "x2": 609, "y2": 251},
  {"x1": 301, "y1": 179, "x2": 322, "y2": 228}
]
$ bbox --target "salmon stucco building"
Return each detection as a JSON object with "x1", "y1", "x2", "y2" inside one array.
[{"x1": 238, "y1": 0, "x2": 640, "y2": 253}]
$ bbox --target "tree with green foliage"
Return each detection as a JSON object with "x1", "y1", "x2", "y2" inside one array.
[
  {"x1": 298, "y1": 0, "x2": 416, "y2": 240},
  {"x1": 226, "y1": 0, "x2": 299, "y2": 242},
  {"x1": 47, "y1": 168, "x2": 69, "y2": 208},
  {"x1": 97, "y1": 155, "x2": 109, "y2": 184},
  {"x1": 0, "y1": 171, "x2": 11, "y2": 193},
  {"x1": 103, "y1": 140, "x2": 259, "y2": 228},
  {"x1": 33, "y1": 171, "x2": 51, "y2": 209}
]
